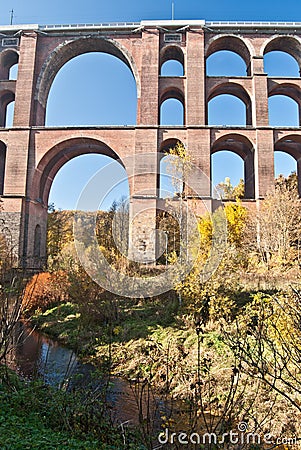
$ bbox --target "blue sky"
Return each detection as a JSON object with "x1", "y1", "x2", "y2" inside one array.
[
  {"x1": 2, "y1": 0, "x2": 301, "y2": 24},
  {"x1": 1, "y1": 0, "x2": 300, "y2": 208}
]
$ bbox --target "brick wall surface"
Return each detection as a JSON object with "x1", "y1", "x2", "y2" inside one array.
[{"x1": 0, "y1": 22, "x2": 300, "y2": 266}]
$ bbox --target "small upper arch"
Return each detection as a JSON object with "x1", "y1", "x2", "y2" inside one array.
[
  {"x1": 160, "y1": 45, "x2": 185, "y2": 76},
  {"x1": 0, "y1": 140, "x2": 7, "y2": 195},
  {"x1": 0, "y1": 89, "x2": 15, "y2": 127},
  {"x1": 274, "y1": 134, "x2": 301, "y2": 196},
  {"x1": 0, "y1": 89, "x2": 15, "y2": 106},
  {"x1": 274, "y1": 134, "x2": 301, "y2": 160},
  {"x1": 211, "y1": 133, "x2": 255, "y2": 198},
  {"x1": 160, "y1": 86, "x2": 184, "y2": 105},
  {"x1": 268, "y1": 82, "x2": 301, "y2": 106},
  {"x1": 211, "y1": 133, "x2": 255, "y2": 159},
  {"x1": 205, "y1": 34, "x2": 253, "y2": 75},
  {"x1": 208, "y1": 82, "x2": 251, "y2": 106},
  {"x1": 159, "y1": 138, "x2": 184, "y2": 154},
  {"x1": 262, "y1": 36, "x2": 301, "y2": 72},
  {"x1": 0, "y1": 49, "x2": 19, "y2": 80}
]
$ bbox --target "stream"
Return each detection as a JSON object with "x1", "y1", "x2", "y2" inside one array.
[{"x1": 6, "y1": 321, "x2": 176, "y2": 430}]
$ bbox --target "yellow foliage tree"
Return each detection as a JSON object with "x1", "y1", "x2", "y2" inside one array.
[
  {"x1": 223, "y1": 200, "x2": 248, "y2": 247},
  {"x1": 175, "y1": 200, "x2": 248, "y2": 320}
]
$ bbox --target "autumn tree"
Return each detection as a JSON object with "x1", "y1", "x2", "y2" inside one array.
[
  {"x1": 23, "y1": 271, "x2": 69, "y2": 313},
  {"x1": 255, "y1": 182, "x2": 301, "y2": 267},
  {"x1": 215, "y1": 177, "x2": 244, "y2": 200},
  {"x1": 47, "y1": 205, "x2": 74, "y2": 266},
  {"x1": 176, "y1": 200, "x2": 248, "y2": 321},
  {"x1": 109, "y1": 196, "x2": 129, "y2": 257},
  {"x1": 275, "y1": 170, "x2": 298, "y2": 192},
  {"x1": 223, "y1": 288, "x2": 301, "y2": 426}
]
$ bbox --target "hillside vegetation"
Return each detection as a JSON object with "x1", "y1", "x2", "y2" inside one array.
[{"x1": 18, "y1": 172, "x2": 301, "y2": 448}]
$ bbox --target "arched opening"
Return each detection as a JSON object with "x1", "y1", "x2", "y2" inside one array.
[
  {"x1": 157, "y1": 139, "x2": 183, "y2": 261},
  {"x1": 0, "y1": 50, "x2": 19, "y2": 80},
  {"x1": 160, "y1": 45, "x2": 184, "y2": 76},
  {"x1": 36, "y1": 37, "x2": 140, "y2": 126},
  {"x1": 32, "y1": 138, "x2": 128, "y2": 208},
  {"x1": 33, "y1": 225, "x2": 41, "y2": 258},
  {"x1": 46, "y1": 52, "x2": 137, "y2": 126},
  {"x1": 268, "y1": 95, "x2": 299, "y2": 127},
  {"x1": 211, "y1": 151, "x2": 244, "y2": 199},
  {"x1": 263, "y1": 37, "x2": 301, "y2": 77},
  {"x1": 0, "y1": 91, "x2": 15, "y2": 127},
  {"x1": 0, "y1": 141, "x2": 7, "y2": 195},
  {"x1": 161, "y1": 60, "x2": 184, "y2": 76},
  {"x1": 49, "y1": 154, "x2": 129, "y2": 211},
  {"x1": 206, "y1": 50, "x2": 247, "y2": 76},
  {"x1": 211, "y1": 134, "x2": 255, "y2": 199},
  {"x1": 206, "y1": 35, "x2": 251, "y2": 75},
  {"x1": 159, "y1": 139, "x2": 185, "y2": 198},
  {"x1": 275, "y1": 135, "x2": 301, "y2": 195},
  {"x1": 274, "y1": 151, "x2": 297, "y2": 178},
  {"x1": 208, "y1": 94, "x2": 246, "y2": 126},
  {"x1": 264, "y1": 51, "x2": 299, "y2": 77},
  {"x1": 208, "y1": 83, "x2": 252, "y2": 125},
  {"x1": 160, "y1": 98, "x2": 184, "y2": 125},
  {"x1": 29, "y1": 138, "x2": 130, "y2": 266},
  {"x1": 5, "y1": 100, "x2": 15, "y2": 127},
  {"x1": 9, "y1": 63, "x2": 18, "y2": 80}
]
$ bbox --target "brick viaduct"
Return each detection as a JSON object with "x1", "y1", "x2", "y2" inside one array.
[{"x1": 0, "y1": 19, "x2": 301, "y2": 267}]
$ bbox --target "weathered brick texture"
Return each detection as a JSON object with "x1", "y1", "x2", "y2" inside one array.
[{"x1": 0, "y1": 21, "x2": 300, "y2": 267}]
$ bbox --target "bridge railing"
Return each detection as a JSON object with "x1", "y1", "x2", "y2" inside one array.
[{"x1": 206, "y1": 21, "x2": 301, "y2": 27}]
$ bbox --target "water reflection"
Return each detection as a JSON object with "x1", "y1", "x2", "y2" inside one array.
[
  {"x1": 9, "y1": 322, "x2": 81, "y2": 387},
  {"x1": 7, "y1": 322, "x2": 164, "y2": 428}
]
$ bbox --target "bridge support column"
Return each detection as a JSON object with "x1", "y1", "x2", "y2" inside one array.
[
  {"x1": 251, "y1": 56, "x2": 274, "y2": 198},
  {"x1": 0, "y1": 129, "x2": 31, "y2": 264},
  {"x1": 186, "y1": 29, "x2": 205, "y2": 125},
  {"x1": 137, "y1": 28, "x2": 159, "y2": 125},
  {"x1": 0, "y1": 197, "x2": 23, "y2": 260},
  {"x1": 255, "y1": 129, "x2": 275, "y2": 198},
  {"x1": 0, "y1": 32, "x2": 39, "y2": 267},
  {"x1": 128, "y1": 130, "x2": 158, "y2": 263},
  {"x1": 129, "y1": 197, "x2": 157, "y2": 263},
  {"x1": 13, "y1": 32, "x2": 38, "y2": 127}
]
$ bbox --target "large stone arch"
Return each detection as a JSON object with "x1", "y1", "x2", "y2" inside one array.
[
  {"x1": 262, "y1": 35, "x2": 301, "y2": 71},
  {"x1": 26, "y1": 137, "x2": 129, "y2": 267},
  {"x1": 274, "y1": 134, "x2": 301, "y2": 195},
  {"x1": 34, "y1": 37, "x2": 140, "y2": 125},
  {"x1": 31, "y1": 137, "x2": 127, "y2": 207},
  {"x1": 205, "y1": 34, "x2": 253, "y2": 75},
  {"x1": 211, "y1": 133, "x2": 255, "y2": 198}
]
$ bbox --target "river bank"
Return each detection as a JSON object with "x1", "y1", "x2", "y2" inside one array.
[
  {"x1": 0, "y1": 365, "x2": 141, "y2": 449},
  {"x1": 1, "y1": 319, "x2": 152, "y2": 449},
  {"x1": 21, "y1": 280, "x2": 301, "y2": 448}
]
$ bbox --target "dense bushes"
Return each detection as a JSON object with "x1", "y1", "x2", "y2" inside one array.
[{"x1": 23, "y1": 271, "x2": 69, "y2": 313}]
